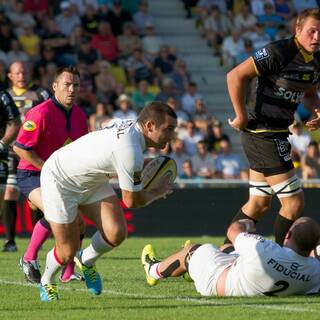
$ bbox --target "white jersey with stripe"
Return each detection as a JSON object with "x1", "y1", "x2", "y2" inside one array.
[
  {"x1": 45, "y1": 119, "x2": 145, "y2": 193},
  {"x1": 225, "y1": 233, "x2": 320, "y2": 296}
]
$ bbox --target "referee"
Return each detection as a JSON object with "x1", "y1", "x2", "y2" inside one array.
[{"x1": 226, "y1": 8, "x2": 320, "y2": 245}]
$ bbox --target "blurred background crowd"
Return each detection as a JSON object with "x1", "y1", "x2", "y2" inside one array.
[{"x1": 1, "y1": 0, "x2": 320, "y2": 181}]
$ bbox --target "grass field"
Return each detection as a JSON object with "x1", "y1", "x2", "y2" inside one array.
[{"x1": 0, "y1": 237, "x2": 320, "y2": 320}]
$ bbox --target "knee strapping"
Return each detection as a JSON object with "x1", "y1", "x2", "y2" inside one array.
[
  {"x1": 160, "y1": 260, "x2": 180, "y2": 277},
  {"x1": 249, "y1": 181, "x2": 274, "y2": 197},
  {"x1": 271, "y1": 176, "x2": 302, "y2": 198}
]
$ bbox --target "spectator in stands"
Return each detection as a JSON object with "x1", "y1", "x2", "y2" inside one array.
[
  {"x1": 7, "y1": 39, "x2": 29, "y2": 66},
  {"x1": 154, "y1": 46, "x2": 177, "y2": 80},
  {"x1": 131, "y1": 79, "x2": 155, "y2": 111},
  {"x1": 204, "y1": 5, "x2": 233, "y2": 56},
  {"x1": 91, "y1": 21, "x2": 119, "y2": 63},
  {"x1": 76, "y1": 36, "x2": 99, "y2": 74},
  {"x1": 89, "y1": 102, "x2": 113, "y2": 131},
  {"x1": 181, "y1": 81, "x2": 202, "y2": 116},
  {"x1": 235, "y1": 39, "x2": 254, "y2": 65},
  {"x1": 126, "y1": 47, "x2": 154, "y2": 85},
  {"x1": 113, "y1": 94, "x2": 138, "y2": 120},
  {"x1": 156, "y1": 78, "x2": 179, "y2": 102},
  {"x1": 289, "y1": 122, "x2": 311, "y2": 157},
  {"x1": 274, "y1": 24, "x2": 291, "y2": 40},
  {"x1": 0, "y1": 22, "x2": 16, "y2": 53},
  {"x1": 142, "y1": 22, "x2": 164, "y2": 57},
  {"x1": 180, "y1": 159, "x2": 203, "y2": 180},
  {"x1": 301, "y1": 141, "x2": 320, "y2": 180},
  {"x1": 274, "y1": 0, "x2": 295, "y2": 22},
  {"x1": 258, "y1": 2, "x2": 284, "y2": 40},
  {"x1": 8, "y1": 0, "x2": 36, "y2": 36},
  {"x1": 193, "y1": 98, "x2": 212, "y2": 134},
  {"x1": 81, "y1": 4, "x2": 100, "y2": 35},
  {"x1": 118, "y1": 22, "x2": 142, "y2": 63},
  {"x1": 18, "y1": 22, "x2": 40, "y2": 62},
  {"x1": 205, "y1": 119, "x2": 230, "y2": 154},
  {"x1": 55, "y1": 1, "x2": 81, "y2": 37},
  {"x1": 191, "y1": 140, "x2": 215, "y2": 178},
  {"x1": 221, "y1": 30, "x2": 245, "y2": 69},
  {"x1": 215, "y1": 138, "x2": 248, "y2": 180},
  {"x1": 246, "y1": 22, "x2": 271, "y2": 50},
  {"x1": 24, "y1": 0, "x2": 49, "y2": 17},
  {"x1": 250, "y1": 0, "x2": 275, "y2": 16},
  {"x1": 170, "y1": 138, "x2": 190, "y2": 177},
  {"x1": 105, "y1": 0, "x2": 133, "y2": 37},
  {"x1": 94, "y1": 60, "x2": 117, "y2": 103},
  {"x1": 36, "y1": 46, "x2": 58, "y2": 80},
  {"x1": 292, "y1": 0, "x2": 318, "y2": 13},
  {"x1": 179, "y1": 120, "x2": 204, "y2": 156},
  {"x1": 166, "y1": 97, "x2": 190, "y2": 127},
  {"x1": 133, "y1": 0, "x2": 155, "y2": 36},
  {"x1": 170, "y1": 59, "x2": 190, "y2": 95},
  {"x1": 70, "y1": 25, "x2": 86, "y2": 53},
  {"x1": 234, "y1": 3, "x2": 257, "y2": 39}
]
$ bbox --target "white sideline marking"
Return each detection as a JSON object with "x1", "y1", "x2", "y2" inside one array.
[{"x1": 0, "y1": 279, "x2": 319, "y2": 314}]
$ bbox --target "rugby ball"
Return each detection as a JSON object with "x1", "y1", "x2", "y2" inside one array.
[{"x1": 142, "y1": 156, "x2": 177, "y2": 190}]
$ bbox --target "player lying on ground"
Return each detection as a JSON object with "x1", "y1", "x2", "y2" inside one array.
[{"x1": 142, "y1": 217, "x2": 320, "y2": 296}]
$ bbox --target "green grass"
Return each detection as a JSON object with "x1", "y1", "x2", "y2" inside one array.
[{"x1": 0, "y1": 237, "x2": 320, "y2": 320}]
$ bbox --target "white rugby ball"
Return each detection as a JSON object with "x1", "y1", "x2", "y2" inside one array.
[{"x1": 142, "y1": 156, "x2": 177, "y2": 190}]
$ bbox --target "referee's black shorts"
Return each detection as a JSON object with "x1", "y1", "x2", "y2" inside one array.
[{"x1": 241, "y1": 131, "x2": 294, "y2": 177}]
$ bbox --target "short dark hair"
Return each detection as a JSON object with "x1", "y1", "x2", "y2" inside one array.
[
  {"x1": 138, "y1": 101, "x2": 177, "y2": 127},
  {"x1": 54, "y1": 66, "x2": 80, "y2": 81},
  {"x1": 296, "y1": 8, "x2": 320, "y2": 29}
]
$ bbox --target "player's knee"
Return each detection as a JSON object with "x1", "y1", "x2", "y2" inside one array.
[
  {"x1": 105, "y1": 225, "x2": 127, "y2": 247},
  {"x1": 282, "y1": 196, "x2": 304, "y2": 217},
  {"x1": 57, "y1": 247, "x2": 77, "y2": 265}
]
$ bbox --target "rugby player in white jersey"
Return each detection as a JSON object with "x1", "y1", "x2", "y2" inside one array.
[
  {"x1": 39, "y1": 101, "x2": 177, "y2": 301},
  {"x1": 142, "y1": 217, "x2": 320, "y2": 296}
]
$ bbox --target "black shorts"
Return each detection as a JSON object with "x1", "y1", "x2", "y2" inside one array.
[
  {"x1": 16, "y1": 169, "x2": 41, "y2": 198},
  {"x1": 241, "y1": 131, "x2": 294, "y2": 176}
]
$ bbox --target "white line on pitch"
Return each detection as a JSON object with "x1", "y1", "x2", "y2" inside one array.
[{"x1": 0, "y1": 279, "x2": 319, "y2": 314}]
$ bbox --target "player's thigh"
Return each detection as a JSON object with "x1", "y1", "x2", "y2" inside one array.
[{"x1": 80, "y1": 195, "x2": 127, "y2": 239}]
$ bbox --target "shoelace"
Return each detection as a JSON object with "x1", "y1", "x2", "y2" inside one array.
[
  {"x1": 83, "y1": 265, "x2": 97, "y2": 282},
  {"x1": 44, "y1": 284, "x2": 58, "y2": 300}
]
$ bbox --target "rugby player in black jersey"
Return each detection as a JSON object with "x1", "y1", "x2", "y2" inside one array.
[{"x1": 226, "y1": 8, "x2": 320, "y2": 245}]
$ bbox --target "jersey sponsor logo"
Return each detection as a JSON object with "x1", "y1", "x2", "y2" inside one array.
[
  {"x1": 22, "y1": 120, "x2": 37, "y2": 131},
  {"x1": 133, "y1": 171, "x2": 142, "y2": 185},
  {"x1": 267, "y1": 258, "x2": 311, "y2": 282},
  {"x1": 274, "y1": 87, "x2": 304, "y2": 103},
  {"x1": 243, "y1": 233, "x2": 265, "y2": 242},
  {"x1": 254, "y1": 48, "x2": 269, "y2": 61},
  {"x1": 274, "y1": 139, "x2": 291, "y2": 161}
]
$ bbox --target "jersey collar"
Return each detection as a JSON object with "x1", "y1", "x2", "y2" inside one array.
[
  {"x1": 12, "y1": 86, "x2": 27, "y2": 96},
  {"x1": 294, "y1": 37, "x2": 314, "y2": 63}
]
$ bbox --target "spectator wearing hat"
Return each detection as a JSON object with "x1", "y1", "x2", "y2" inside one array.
[
  {"x1": 142, "y1": 22, "x2": 163, "y2": 57},
  {"x1": 113, "y1": 94, "x2": 138, "y2": 120},
  {"x1": 91, "y1": 21, "x2": 118, "y2": 63},
  {"x1": 55, "y1": 1, "x2": 81, "y2": 37},
  {"x1": 131, "y1": 79, "x2": 155, "y2": 111}
]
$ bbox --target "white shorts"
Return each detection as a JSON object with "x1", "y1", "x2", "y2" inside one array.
[
  {"x1": 41, "y1": 165, "x2": 116, "y2": 224},
  {"x1": 188, "y1": 244, "x2": 237, "y2": 296}
]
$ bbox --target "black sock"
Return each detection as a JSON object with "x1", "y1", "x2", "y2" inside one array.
[
  {"x1": 224, "y1": 209, "x2": 257, "y2": 244},
  {"x1": 274, "y1": 214, "x2": 294, "y2": 245},
  {"x1": 31, "y1": 208, "x2": 44, "y2": 227},
  {"x1": 3, "y1": 200, "x2": 17, "y2": 243}
]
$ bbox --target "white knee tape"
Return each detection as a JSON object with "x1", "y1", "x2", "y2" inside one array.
[
  {"x1": 249, "y1": 181, "x2": 274, "y2": 197},
  {"x1": 271, "y1": 175, "x2": 302, "y2": 198}
]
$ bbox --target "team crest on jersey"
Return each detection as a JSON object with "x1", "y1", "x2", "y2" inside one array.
[
  {"x1": 133, "y1": 171, "x2": 142, "y2": 185},
  {"x1": 255, "y1": 48, "x2": 269, "y2": 61},
  {"x1": 23, "y1": 120, "x2": 37, "y2": 131}
]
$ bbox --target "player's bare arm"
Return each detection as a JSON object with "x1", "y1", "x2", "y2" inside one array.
[
  {"x1": 226, "y1": 57, "x2": 257, "y2": 131},
  {"x1": 1, "y1": 117, "x2": 21, "y2": 145},
  {"x1": 227, "y1": 219, "x2": 256, "y2": 245},
  {"x1": 13, "y1": 145, "x2": 44, "y2": 169}
]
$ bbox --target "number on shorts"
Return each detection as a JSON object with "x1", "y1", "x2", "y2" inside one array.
[{"x1": 263, "y1": 280, "x2": 289, "y2": 296}]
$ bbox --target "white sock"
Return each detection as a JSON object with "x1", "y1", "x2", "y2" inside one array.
[
  {"x1": 41, "y1": 248, "x2": 63, "y2": 285},
  {"x1": 149, "y1": 263, "x2": 162, "y2": 280},
  {"x1": 81, "y1": 231, "x2": 114, "y2": 266}
]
